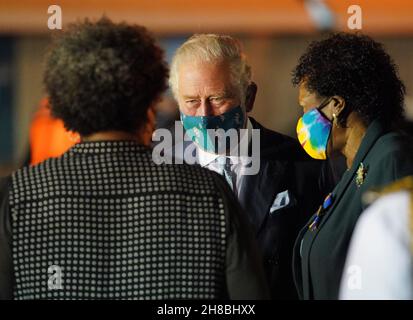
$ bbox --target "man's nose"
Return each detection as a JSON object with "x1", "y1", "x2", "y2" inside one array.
[{"x1": 198, "y1": 101, "x2": 214, "y2": 117}]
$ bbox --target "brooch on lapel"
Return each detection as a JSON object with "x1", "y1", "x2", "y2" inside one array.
[
  {"x1": 309, "y1": 193, "x2": 334, "y2": 231},
  {"x1": 356, "y1": 162, "x2": 368, "y2": 188}
]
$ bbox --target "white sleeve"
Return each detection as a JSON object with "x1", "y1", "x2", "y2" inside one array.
[{"x1": 339, "y1": 191, "x2": 413, "y2": 300}]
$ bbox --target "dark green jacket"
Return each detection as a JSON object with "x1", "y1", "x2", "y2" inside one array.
[{"x1": 293, "y1": 120, "x2": 413, "y2": 300}]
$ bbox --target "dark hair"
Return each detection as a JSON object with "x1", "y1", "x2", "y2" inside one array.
[
  {"x1": 292, "y1": 32, "x2": 405, "y2": 127},
  {"x1": 44, "y1": 17, "x2": 168, "y2": 136}
]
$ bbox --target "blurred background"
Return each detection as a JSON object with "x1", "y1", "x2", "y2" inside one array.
[{"x1": 1, "y1": 0, "x2": 413, "y2": 176}]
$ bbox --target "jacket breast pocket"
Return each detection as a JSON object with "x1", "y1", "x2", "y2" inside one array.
[{"x1": 269, "y1": 190, "x2": 297, "y2": 215}]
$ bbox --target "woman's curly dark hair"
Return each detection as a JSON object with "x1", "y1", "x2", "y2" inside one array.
[
  {"x1": 44, "y1": 17, "x2": 168, "y2": 136},
  {"x1": 292, "y1": 32, "x2": 406, "y2": 127}
]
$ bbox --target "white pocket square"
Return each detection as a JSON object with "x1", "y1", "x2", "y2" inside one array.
[{"x1": 270, "y1": 190, "x2": 295, "y2": 214}]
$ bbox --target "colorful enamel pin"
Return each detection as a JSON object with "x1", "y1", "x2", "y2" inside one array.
[
  {"x1": 309, "y1": 192, "x2": 334, "y2": 231},
  {"x1": 356, "y1": 162, "x2": 368, "y2": 188}
]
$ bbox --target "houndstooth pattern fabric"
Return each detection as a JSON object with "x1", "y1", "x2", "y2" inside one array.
[{"x1": 9, "y1": 141, "x2": 227, "y2": 300}]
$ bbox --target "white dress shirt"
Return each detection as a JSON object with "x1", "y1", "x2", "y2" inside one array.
[
  {"x1": 340, "y1": 191, "x2": 413, "y2": 300},
  {"x1": 197, "y1": 118, "x2": 255, "y2": 197}
]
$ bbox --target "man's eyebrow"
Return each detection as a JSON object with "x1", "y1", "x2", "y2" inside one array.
[
  {"x1": 217, "y1": 91, "x2": 231, "y2": 96},
  {"x1": 211, "y1": 90, "x2": 234, "y2": 97},
  {"x1": 182, "y1": 89, "x2": 235, "y2": 99},
  {"x1": 182, "y1": 95, "x2": 199, "y2": 99}
]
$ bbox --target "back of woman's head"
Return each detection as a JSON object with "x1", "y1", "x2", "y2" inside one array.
[{"x1": 44, "y1": 17, "x2": 169, "y2": 136}]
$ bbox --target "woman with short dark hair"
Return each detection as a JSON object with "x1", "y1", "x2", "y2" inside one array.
[{"x1": 292, "y1": 32, "x2": 413, "y2": 300}]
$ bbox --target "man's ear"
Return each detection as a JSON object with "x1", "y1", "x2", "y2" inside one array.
[{"x1": 245, "y1": 82, "x2": 257, "y2": 113}]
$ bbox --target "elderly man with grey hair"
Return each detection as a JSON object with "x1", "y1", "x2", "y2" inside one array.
[{"x1": 159, "y1": 34, "x2": 332, "y2": 299}]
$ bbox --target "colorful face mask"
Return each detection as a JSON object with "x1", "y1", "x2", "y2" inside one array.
[
  {"x1": 296, "y1": 107, "x2": 332, "y2": 160},
  {"x1": 180, "y1": 106, "x2": 245, "y2": 153}
]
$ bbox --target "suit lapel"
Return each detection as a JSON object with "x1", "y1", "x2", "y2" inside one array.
[
  {"x1": 239, "y1": 118, "x2": 290, "y2": 235},
  {"x1": 316, "y1": 120, "x2": 385, "y2": 231},
  {"x1": 239, "y1": 159, "x2": 285, "y2": 235},
  {"x1": 292, "y1": 223, "x2": 312, "y2": 299}
]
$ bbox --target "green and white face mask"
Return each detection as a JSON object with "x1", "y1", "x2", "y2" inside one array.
[{"x1": 180, "y1": 106, "x2": 245, "y2": 153}]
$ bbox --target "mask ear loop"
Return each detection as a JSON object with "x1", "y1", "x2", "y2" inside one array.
[{"x1": 316, "y1": 98, "x2": 333, "y2": 121}]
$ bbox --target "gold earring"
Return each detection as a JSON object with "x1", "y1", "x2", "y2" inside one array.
[{"x1": 332, "y1": 113, "x2": 339, "y2": 128}]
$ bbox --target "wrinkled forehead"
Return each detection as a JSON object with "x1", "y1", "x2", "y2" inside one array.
[{"x1": 177, "y1": 59, "x2": 237, "y2": 95}]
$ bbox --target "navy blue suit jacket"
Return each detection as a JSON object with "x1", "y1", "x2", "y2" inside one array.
[{"x1": 242, "y1": 118, "x2": 333, "y2": 299}]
